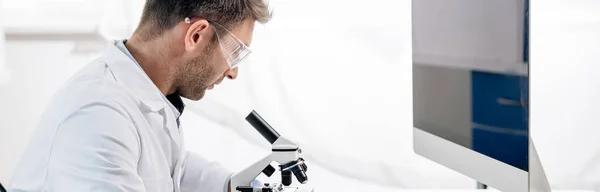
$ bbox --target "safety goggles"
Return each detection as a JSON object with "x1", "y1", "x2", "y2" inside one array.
[{"x1": 185, "y1": 17, "x2": 251, "y2": 69}]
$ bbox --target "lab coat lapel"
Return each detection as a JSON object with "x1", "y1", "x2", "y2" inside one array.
[
  {"x1": 162, "y1": 107, "x2": 181, "y2": 148},
  {"x1": 102, "y1": 41, "x2": 185, "y2": 191},
  {"x1": 172, "y1": 119, "x2": 186, "y2": 192},
  {"x1": 101, "y1": 42, "x2": 182, "y2": 148}
]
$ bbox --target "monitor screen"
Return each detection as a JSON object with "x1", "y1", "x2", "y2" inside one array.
[{"x1": 412, "y1": 0, "x2": 529, "y2": 171}]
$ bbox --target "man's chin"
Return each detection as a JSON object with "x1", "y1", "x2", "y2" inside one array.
[{"x1": 187, "y1": 90, "x2": 206, "y2": 101}]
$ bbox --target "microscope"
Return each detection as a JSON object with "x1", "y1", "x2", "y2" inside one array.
[{"x1": 230, "y1": 110, "x2": 314, "y2": 192}]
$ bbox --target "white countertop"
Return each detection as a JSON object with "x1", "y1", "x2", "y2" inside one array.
[{"x1": 393, "y1": 190, "x2": 592, "y2": 192}]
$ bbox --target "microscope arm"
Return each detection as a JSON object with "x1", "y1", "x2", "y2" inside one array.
[{"x1": 230, "y1": 153, "x2": 274, "y2": 188}]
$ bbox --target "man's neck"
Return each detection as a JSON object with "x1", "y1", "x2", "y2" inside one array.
[{"x1": 125, "y1": 36, "x2": 177, "y2": 96}]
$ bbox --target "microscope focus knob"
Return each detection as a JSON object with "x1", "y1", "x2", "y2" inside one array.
[{"x1": 299, "y1": 158, "x2": 307, "y2": 172}]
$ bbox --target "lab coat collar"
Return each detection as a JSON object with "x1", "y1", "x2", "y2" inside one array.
[{"x1": 101, "y1": 41, "x2": 168, "y2": 112}]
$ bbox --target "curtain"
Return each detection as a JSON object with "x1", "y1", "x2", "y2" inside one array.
[{"x1": 179, "y1": 0, "x2": 475, "y2": 190}]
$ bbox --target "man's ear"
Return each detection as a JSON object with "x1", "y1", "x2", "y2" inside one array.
[{"x1": 184, "y1": 19, "x2": 211, "y2": 52}]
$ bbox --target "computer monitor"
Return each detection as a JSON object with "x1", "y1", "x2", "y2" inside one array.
[{"x1": 412, "y1": 0, "x2": 531, "y2": 191}]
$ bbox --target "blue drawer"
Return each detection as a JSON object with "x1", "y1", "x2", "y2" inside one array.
[
  {"x1": 472, "y1": 71, "x2": 528, "y2": 130},
  {"x1": 472, "y1": 127, "x2": 528, "y2": 171}
]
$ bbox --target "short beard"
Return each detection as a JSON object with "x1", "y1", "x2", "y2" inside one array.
[{"x1": 176, "y1": 41, "x2": 217, "y2": 100}]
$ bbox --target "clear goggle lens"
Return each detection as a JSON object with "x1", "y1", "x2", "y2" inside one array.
[{"x1": 210, "y1": 22, "x2": 251, "y2": 69}]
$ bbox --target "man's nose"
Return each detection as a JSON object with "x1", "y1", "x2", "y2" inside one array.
[{"x1": 225, "y1": 67, "x2": 238, "y2": 80}]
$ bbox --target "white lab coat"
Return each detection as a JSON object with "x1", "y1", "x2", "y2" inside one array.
[{"x1": 9, "y1": 41, "x2": 232, "y2": 192}]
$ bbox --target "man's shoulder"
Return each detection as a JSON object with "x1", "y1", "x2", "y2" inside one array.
[{"x1": 45, "y1": 60, "x2": 141, "y2": 123}]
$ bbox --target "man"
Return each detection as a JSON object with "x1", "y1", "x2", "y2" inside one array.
[{"x1": 9, "y1": 0, "x2": 271, "y2": 191}]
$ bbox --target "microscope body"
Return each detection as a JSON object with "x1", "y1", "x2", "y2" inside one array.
[{"x1": 231, "y1": 111, "x2": 313, "y2": 192}]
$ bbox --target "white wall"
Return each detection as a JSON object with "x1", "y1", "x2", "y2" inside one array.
[
  {"x1": 0, "y1": 0, "x2": 111, "y2": 184},
  {"x1": 0, "y1": 0, "x2": 7, "y2": 85},
  {"x1": 531, "y1": 0, "x2": 600, "y2": 190}
]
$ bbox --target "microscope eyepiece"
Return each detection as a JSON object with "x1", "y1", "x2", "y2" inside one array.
[{"x1": 246, "y1": 110, "x2": 281, "y2": 144}]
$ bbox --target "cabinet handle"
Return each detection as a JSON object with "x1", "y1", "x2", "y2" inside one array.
[{"x1": 497, "y1": 97, "x2": 525, "y2": 107}]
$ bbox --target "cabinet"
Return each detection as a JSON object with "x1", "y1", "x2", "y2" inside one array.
[
  {"x1": 471, "y1": 71, "x2": 528, "y2": 171},
  {"x1": 470, "y1": 0, "x2": 529, "y2": 172},
  {"x1": 413, "y1": 1, "x2": 529, "y2": 171}
]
